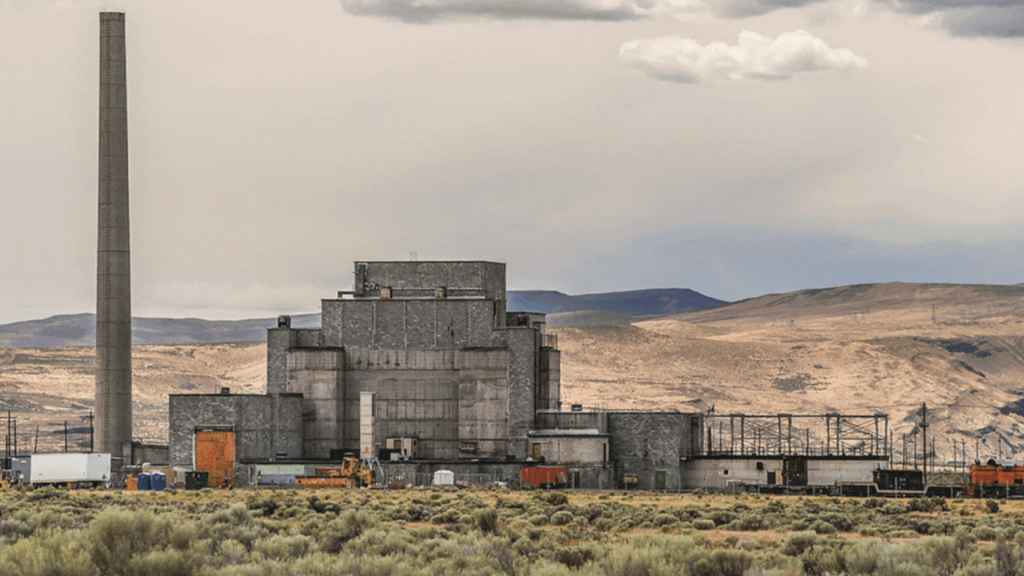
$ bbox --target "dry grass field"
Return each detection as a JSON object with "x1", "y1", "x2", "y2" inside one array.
[{"x1": 2, "y1": 282, "x2": 1024, "y2": 458}]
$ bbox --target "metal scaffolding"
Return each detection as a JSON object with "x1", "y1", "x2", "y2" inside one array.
[{"x1": 704, "y1": 412, "x2": 890, "y2": 458}]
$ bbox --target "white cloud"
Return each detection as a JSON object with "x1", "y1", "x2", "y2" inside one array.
[{"x1": 619, "y1": 30, "x2": 868, "y2": 83}]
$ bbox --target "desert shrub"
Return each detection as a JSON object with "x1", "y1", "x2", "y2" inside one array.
[
  {"x1": 690, "y1": 548, "x2": 754, "y2": 576},
  {"x1": 347, "y1": 528, "x2": 416, "y2": 557},
  {"x1": 972, "y1": 526, "x2": 998, "y2": 541},
  {"x1": 474, "y1": 508, "x2": 499, "y2": 533},
  {"x1": 705, "y1": 510, "x2": 737, "y2": 527},
  {"x1": 817, "y1": 511, "x2": 853, "y2": 532},
  {"x1": 653, "y1": 513, "x2": 677, "y2": 528},
  {"x1": 882, "y1": 502, "x2": 910, "y2": 516},
  {"x1": 600, "y1": 543, "x2": 673, "y2": 576},
  {"x1": 0, "y1": 528, "x2": 96, "y2": 576},
  {"x1": 89, "y1": 509, "x2": 163, "y2": 575},
  {"x1": 0, "y1": 519, "x2": 32, "y2": 542},
  {"x1": 692, "y1": 519, "x2": 715, "y2": 531},
  {"x1": 729, "y1": 514, "x2": 765, "y2": 532},
  {"x1": 594, "y1": 518, "x2": 615, "y2": 532},
  {"x1": 534, "y1": 492, "x2": 569, "y2": 507},
  {"x1": 858, "y1": 525, "x2": 883, "y2": 537},
  {"x1": 430, "y1": 509, "x2": 461, "y2": 525},
  {"x1": 908, "y1": 497, "x2": 948, "y2": 514},
  {"x1": 810, "y1": 520, "x2": 836, "y2": 535},
  {"x1": 550, "y1": 511, "x2": 573, "y2": 526},
  {"x1": 312, "y1": 510, "x2": 379, "y2": 553},
  {"x1": 985, "y1": 500, "x2": 1000, "y2": 514},
  {"x1": 781, "y1": 531, "x2": 822, "y2": 557},
  {"x1": 864, "y1": 497, "x2": 886, "y2": 509},
  {"x1": 840, "y1": 539, "x2": 886, "y2": 575},
  {"x1": 552, "y1": 543, "x2": 598, "y2": 568}
]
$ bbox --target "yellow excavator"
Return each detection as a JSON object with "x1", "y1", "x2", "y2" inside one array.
[{"x1": 297, "y1": 457, "x2": 377, "y2": 489}]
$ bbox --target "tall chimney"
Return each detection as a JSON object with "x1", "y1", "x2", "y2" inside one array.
[{"x1": 96, "y1": 12, "x2": 132, "y2": 458}]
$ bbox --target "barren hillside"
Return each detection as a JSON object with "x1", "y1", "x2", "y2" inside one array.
[
  {"x1": 556, "y1": 283, "x2": 1024, "y2": 461},
  {"x1": 0, "y1": 343, "x2": 265, "y2": 453},
  {"x1": 3, "y1": 282, "x2": 1024, "y2": 460}
]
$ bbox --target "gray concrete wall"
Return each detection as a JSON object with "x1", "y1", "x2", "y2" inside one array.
[
  {"x1": 456, "y1": 350, "x2": 511, "y2": 458},
  {"x1": 266, "y1": 327, "x2": 296, "y2": 395},
  {"x1": 286, "y1": 349, "x2": 344, "y2": 459},
  {"x1": 528, "y1": 435, "x2": 608, "y2": 464},
  {"x1": 131, "y1": 443, "x2": 169, "y2": 466},
  {"x1": 538, "y1": 348, "x2": 560, "y2": 411},
  {"x1": 535, "y1": 411, "x2": 608, "y2": 432},
  {"x1": 168, "y1": 393, "x2": 303, "y2": 473},
  {"x1": 340, "y1": 348, "x2": 511, "y2": 460},
  {"x1": 358, "y1": 261, "x2": 505, "y2": 308},
  {"x1": 682, "y1": 458, "x2": 783, "y2": 490},
  {"x1": 607, "y1": 412, "x2": 692, "y2": 491},
  {"x1": 321, "y1": 300, "x2": 496, "y2": 350},
  {"x1": 504, "y1": 328, "x2": 537, "y2": 459}
]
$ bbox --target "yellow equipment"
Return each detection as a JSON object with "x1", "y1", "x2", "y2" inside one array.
[{"x1": 297, "y1": 457, "x2": 376, "y2": 489}]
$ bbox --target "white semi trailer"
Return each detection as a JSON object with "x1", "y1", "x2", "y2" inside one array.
[{"x1": 29, "y1": 454, "x2": 112, "y2": 487}]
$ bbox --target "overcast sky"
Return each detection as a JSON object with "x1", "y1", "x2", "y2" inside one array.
[{"x1": 1, "y1": 0, "x2": 1022, "y2": 323}]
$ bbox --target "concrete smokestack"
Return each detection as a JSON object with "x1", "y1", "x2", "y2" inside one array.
[{"x1": 96, "y1": 12, "x2": 132, "y2": 458}]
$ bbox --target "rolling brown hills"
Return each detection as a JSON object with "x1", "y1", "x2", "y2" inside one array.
[{"x1": 2, "y1": 282, "x2": 1024, "y2": 460}]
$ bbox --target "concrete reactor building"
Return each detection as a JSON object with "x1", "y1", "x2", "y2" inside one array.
[{"x1": 169, "y1": 260, "x2": 705, "y2": 489}]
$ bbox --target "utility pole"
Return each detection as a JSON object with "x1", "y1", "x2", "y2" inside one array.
[
  {"x1": 921, "y1": 403, "x2": 928, "y2": 484},
  {"x1": 903, "y1": 434, "x2": 907, "y2": 469},
  {"x1": 82, "y1": 412, "x2": 95, "y2": 453},
  {"x1": 64, "y1": 421, "x2": 68, "y2": 453}
]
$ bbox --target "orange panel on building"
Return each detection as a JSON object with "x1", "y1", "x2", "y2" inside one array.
[{"x1": 195, "y1": 430, "x2": 235, "y2": 488}]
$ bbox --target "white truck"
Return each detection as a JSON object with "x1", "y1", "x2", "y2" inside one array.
[{"x1": 29, "y1": 454, "x2": 112, "y2": 488}]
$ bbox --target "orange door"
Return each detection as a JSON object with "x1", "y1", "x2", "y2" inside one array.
[{"x1": 195, "y1": 430, "x2": 235, "y2": 488}]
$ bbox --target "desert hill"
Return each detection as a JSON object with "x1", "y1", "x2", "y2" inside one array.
[
  {"x1": 3, "y1": 282, "x2": 1024, "y2": 460},
  {"x1": 556, "y1": 282, "x2": 1024, "y2": 461},
  {"x1": 0, "y1": 289, "x2": 725, "y2": 349},
  {"x1": 510, "y1": 288, "x2": 727, "y2": 325}
]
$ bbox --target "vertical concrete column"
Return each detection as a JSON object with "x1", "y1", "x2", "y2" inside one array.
[
  {"x1": 360, "y1": 392, "x2": 375, "y2": 460},
  {"x1": 96, "y1": 12, "x2": 132, "y2": 458}
]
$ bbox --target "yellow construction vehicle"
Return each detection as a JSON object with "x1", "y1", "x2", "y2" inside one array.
[
  {"x1": 0, "y1": 470, "x2": 15, "y2": 488},
  {"x1": 297, "y1": 457, "x2": 377, "y2": 489}
]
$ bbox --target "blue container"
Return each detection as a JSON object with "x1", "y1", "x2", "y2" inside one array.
[
  {"x1": 151, "y1": 472, "x2": 167, "y2": 492},
  {"x1": 137, "y1": 473, "x2": 151, "y2": 491}
]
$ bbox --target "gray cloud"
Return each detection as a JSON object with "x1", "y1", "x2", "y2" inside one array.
[
  {"x1": 337, "y1": 0, "x2": 655, "y2": 21},
  {"x1": 940, "y1": 4, "x2": 1024, "y2": 37},
  {"x1": 886, "y1": 0, "x2": 1024, "y2": 37},
  {"x1": 619, "y1": 30, "x2": 867, "y2": 83},
  {"x1": 338, "y1": 0, "x2": 835, "y2": 21},
  {"x1": 712, "y1": 0, "x2": 827, "y2": 17}
]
